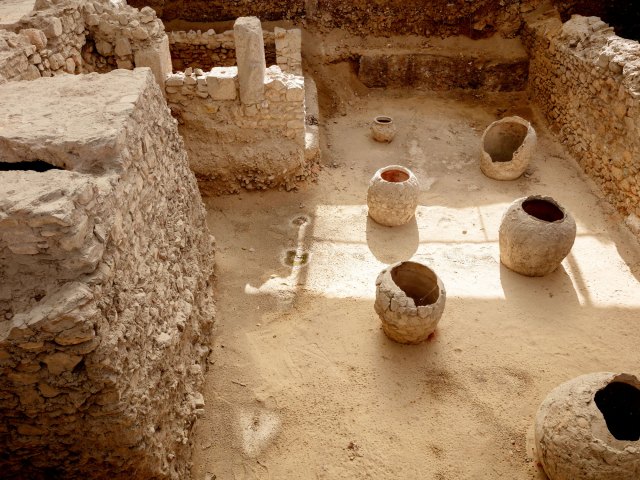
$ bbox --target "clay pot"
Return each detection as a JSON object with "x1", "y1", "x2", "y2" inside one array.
[
  {"x1": 374, "y1": 261, "x2": 446, "y2": 344},
  {"x1": 367, "y1": 165, "x2": 420, "y2": 227},
  {"x1": 371, "y1": 116, "x2": 397, "y2": 143},
  {"x1": 535, "y1": 372, "x2": 640, "y2": 480},
  {"x1": 499, "y1": 195, "x2": 576, "y2": 276},
  {"x1": 480, "y1": 116, "x2": 536, "y2": 180}
]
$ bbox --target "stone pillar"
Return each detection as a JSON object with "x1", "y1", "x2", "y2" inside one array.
[
  {"x1": 133, "y1": 34, "x2": 172, "y2": 90},
  {"x1": 233, "y1": 16, "x2": 266, "y2": 105}
]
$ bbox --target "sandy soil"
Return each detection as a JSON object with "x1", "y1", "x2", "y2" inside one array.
[
  {"x1": 0, "y1": 0, "x2": 34, "y2": 26},
  {"x1": 191, "y1": 69, "x2": 640, "y2": 479}
]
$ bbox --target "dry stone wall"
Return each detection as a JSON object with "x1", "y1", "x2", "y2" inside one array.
[
  {"x1": 165, "y1": 64, "x2": 310, "y2": 194},
  {"x1": 0, "y1": 0, "x2": 171, "y2": 87},
  {"x1": 0, "y1": 68, "x2": 215, "y2": 479},
  {"x1": 524, "y1": 12, "x2": 640, "y2": 223},
  {"x1": 168, "y1": 28, "x2": 276, "y2": 71}
]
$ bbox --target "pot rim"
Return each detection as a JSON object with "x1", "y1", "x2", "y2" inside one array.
[
  {"x1": 375, "y1": 164, "x2": 415, "y2": 184},
  {"x1": 374, "y1": 115, "x2": 394, "y2": 125},
  {"x1": 518, "y1": 195, "x2": 568, "y2": 224}
]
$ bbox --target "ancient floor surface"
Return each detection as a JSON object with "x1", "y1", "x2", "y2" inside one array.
[{"x1": 193, "y1": 89, "x2": 640, "y2": 479}]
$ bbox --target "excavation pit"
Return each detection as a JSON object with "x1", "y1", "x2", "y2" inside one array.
[{"x1": 0, "y1": 0, "x2": 639, "y2": 479}]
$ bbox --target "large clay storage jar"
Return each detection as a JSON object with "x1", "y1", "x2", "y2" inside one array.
[
  {"x1": 367, "y1": 165, "x2": 420, "y2": 227},
  {"x1": 535, "y1": 372, "x2": 640, "y2": 480},
  {"x1": 374, "y1": 261, "x2": 446, "y2": 344},
  {"x1": 371, "y1": 115, "x2": 397, "y2": 143},
  {"x1": 499, "y1": 195, "x2": 576, "y2": 277},
  {"x1": 480, "y1": 115, "x2": 536, "y2": 180}
]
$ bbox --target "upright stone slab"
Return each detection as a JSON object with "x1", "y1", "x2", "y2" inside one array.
[
  {"x1": 133, "y1": 34, "x2": 173, "y2": 89},
  {"x1": 233, "y1": 16, "x2": 266, "y2": 105}
]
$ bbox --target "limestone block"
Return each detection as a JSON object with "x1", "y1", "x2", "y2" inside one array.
[
  {"x1": 233, "y1": 17, "x2": 266, "y2": 105},
  {"x1": 43, "y1": 17, "x2": 63, "y2": 39},
  {"x1": 95, "y1": 39, "x2": 112, "y2": 56},
  {"x1": 133, "y1": 34, "x2": 172, "y2": 89},
  {"x1": 64, "y1": 57, "x2": 75, "y2": 73},
  {"x1": 206, "y1": 67, "x2": 237, "y2": 101},
  {"x1": 114, "y1": 37, "x2": 132, "y2": 57},
  {"x1": 49, "y1": 53, "x2": 65, "y2": 70},
  {"x1": 21, "y1": 29, "x2": 47, "y2": 51}
]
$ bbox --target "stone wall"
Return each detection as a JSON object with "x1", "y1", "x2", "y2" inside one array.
[
  {"x1": 0, "y1": 0, "x2": 172, "y2": 87},
  {"x1": 165, "y1": 64, "x2": 309, "y2": 194},
  {"x1": 168, "y1": 28, "x2": 276, "y2": 71},
  {"x1": 523, "y1": 12, "x2": 640, "y2": 222},
  {"x1": 0, "y1": 68, "x2": 215, "y2": 479}
]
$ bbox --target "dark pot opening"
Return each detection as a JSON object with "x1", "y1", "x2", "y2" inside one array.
[
  {"x1": 375, "y1": 116, "x2": 393, "y2": 125},
  {"x1": 390, "y1": 262, "x2": 439, "y2": 307},
  {"x1": 483, "y1": 122, "x2": 528, "y2": 163},
  {"x1": 595, "y1": 381, "x2": 640, "y2": 441},
  {"x1": 0, "y1": 160, "x2": 63, "y2": 172},
  {"x1": 522, "y1": 198, "x2": 565, "y2": 222},
  {"x1": 381, "y1": 169, "x2": 409, "y2": 183}
]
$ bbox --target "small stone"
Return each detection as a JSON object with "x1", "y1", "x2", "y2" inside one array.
[{"x1": 43, "y1": 352, "x2": 82, "y2": 375}]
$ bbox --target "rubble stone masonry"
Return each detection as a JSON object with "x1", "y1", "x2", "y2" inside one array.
[
  {"x1": 524, "y1": 12, "x2": 640, "y2": 221},
  {"x1": 0, "y1": 68, "x2": 215, "y2": 479}
]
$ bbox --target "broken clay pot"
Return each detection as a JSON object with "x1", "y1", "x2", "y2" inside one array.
[
  {"x1": 535, "y1": 372, "x2": 640, "y2": 480},
  {"x1": 375, "y1": 261, "x2": 446, "y2": 344},
  {"x1": 480, "y1": 115, "x2": 536, "y2": 180}
]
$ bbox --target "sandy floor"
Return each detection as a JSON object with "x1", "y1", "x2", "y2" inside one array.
[
  {"x1": 191, "y1": 83, "x2": 640, "y2": 479},
  {"x1": 0, "y1": 0, "x2": 34, "y2": 26}
]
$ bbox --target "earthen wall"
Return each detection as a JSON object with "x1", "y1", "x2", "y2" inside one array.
[{"x1": 129, "y1": 0, "x2": 549, "y2": 38}]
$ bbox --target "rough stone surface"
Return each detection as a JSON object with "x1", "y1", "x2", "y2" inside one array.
[
  {"x1": 0, "y1": 0, "x2": 171, "y2": 85},
  {"x1": 233, "y1": 16, "x2": 266, "y2": 105},
  {"x1": 0, "y1": 68, "x2": 215, "y2": 479},
  {"x1": 367, "y1": 165, "x2": 420, "y2": 227},
  {"x1": 133, "y1": 33, "x2": 172, "y2": 88},
  {"x1": 165, "y1": 65, "x2": 314, "y2": 195},
  {"x1": 480, "y1": 115, "x2": 537, "y2": 180},
  {"x1": 129, "y1": 0, "x2": 547, "y2": 39},
  {"x1": 499, "y1": 195, "x2": 577, "y2": 276},
  {"x1": 535, "y1": 372, "x2": 640, "y2": 480},
  {"x1": 168, "y1": 28, "x2": 277, "y2": 71},
  {"x1": 523, "y1": 12, "x2": 640, "y2": 221},
  {"x1": 374, "y1": 261, "x2": 447, "y2": 344}
]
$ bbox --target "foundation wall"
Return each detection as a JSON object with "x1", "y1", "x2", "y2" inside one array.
[
  {"x1": 165, "y1": 65, "x2": 309, "y2": 194},
  {"x1": 524, "y1": 13, "x2": 640, "y2": 220},
  {"x1": 0, "y1": 69, "x2": 215, "y2": 479}
]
